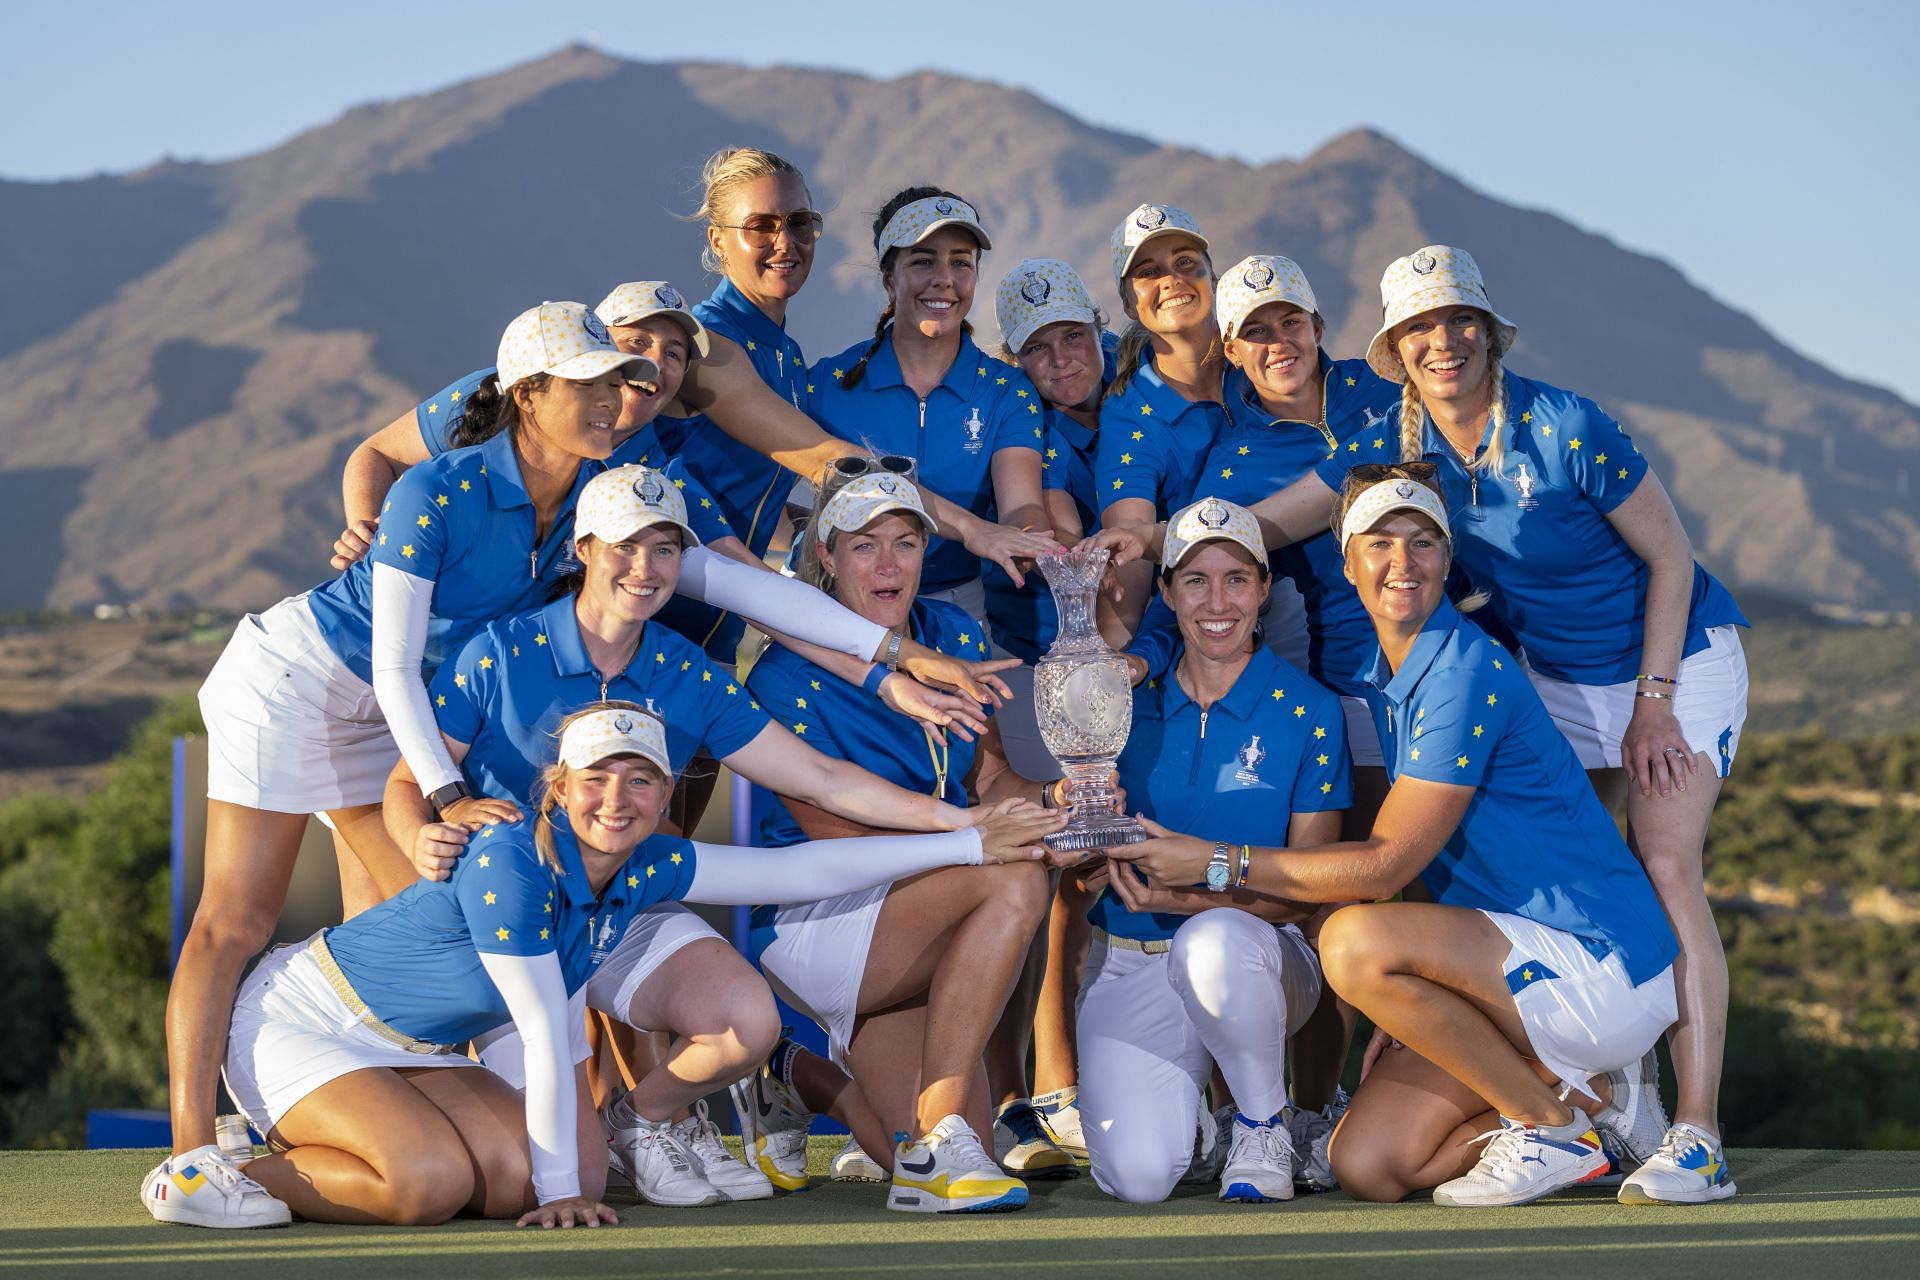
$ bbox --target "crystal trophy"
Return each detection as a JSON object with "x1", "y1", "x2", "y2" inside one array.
[{"x1": 1032, "y1": 546, "x2": 1146, "y2": 853}]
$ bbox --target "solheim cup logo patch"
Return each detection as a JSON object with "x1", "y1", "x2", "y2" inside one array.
[
  {"x1": 877, "y1": 475, "x2": 900, "y2": 494},
  {"x1": 934, "y1": 197, "x2": 955, "y2": 215},
  {"x1": 1244, "y1": 261, "x2": 1276, "y2": 290},
  {"x1": 962, "y1": 407, "x2": 985, "y2": 452},
  {"x1": 1198, "y1": 499, "x2": 1230, "y2": 529},
  {"x1": 1411, "y1": 251, "x2": 1438, "y2": 276},
  {"x1": 613, "y1": 714, "x2": 635, "y2": 734},
  {"x1": 1020, "y1": 272, "x2": 1051, "y2": 305},
  {"x1": 583, "y1": 312, "x2": 610, "y2": 343},
  {"x1": 1394, "y1": 480, "x2": 1419, "y2": 499},
  {"x1": 636, "y1": 473, "x2": 666, "y2": 506},
  {"x1": 1512, "y1": 462, "x2": 1540, "y2": 509},
  {"x1": 1234, "y1": 735, "x2": 1267, "y2": 786},
  {"x1": 653, "y1": 284, "x2": 684, "y2": 310},
  {"x1": 1136, "y1": 206, "x2": 1168, "y2": 231}
]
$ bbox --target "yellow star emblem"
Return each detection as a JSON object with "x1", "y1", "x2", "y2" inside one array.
[
  {"x1": 977, "y1": 365, "x2": 987, "y2": 377},
  {"x1": 1569, "y1": 438, "x2": 1583, "y2": 451},
  {"x1": 1348, "y1": 441, "x2": 1359, "y2": 452},
  {"x1": 535, "y1": 634, "x2": 548, "y2": 646},
  {"x1": 435, "y1": 694, "x2": 446, "y2": 707},
  {"x1": 958, "y1": 632, "x2": 971, "y2": 645},
  {"x1": 495, "y1": 927, "x2": 510, "y2": 941},
  {"x1": 726, "y1": 683, "x2": 737, "y2": 695},
  {"x1": 1293, "y1": 705, "x2": 1305, "y2": 717},
  {"x1": 1220, "y1": 468, "x2": 1233, "y2": 479},
  {"x1": 427, "y1": 403, "x2": 439, "y2": 415},
  {"x1": 1046, "y1": 448, "x2": 1058, "y2": 460},
  {"x1": 1493, "y1": 658, "x2": 1503, "y2": 669},
  {"x1": 1521, "y1": 411, "x2": 1533, "y2": 424},
  {"x1": 460, "y1": 479, "x2": 471, "y2": 492},
  {"x1": 1029, "y1": 404, "x2": 1039, "y2": 415},
  {"x1": 1320, "y1": 781, "x2": 1333, "y2": 794},
  {"x1": 1473, "y1": 724, "x2": 1484, "y2": 737},
  {"x1": 1131, "y1": 430, "x2": 1144, "y2": 441},
  {"x1": 701, "y1": 670, "x2": 712, "y2": 682},
  {"x1": 1456, "y1": 755, "x2": 1469, "y2": 768},
  {"x1": 1139, "y1": 404, "x2": 1153, "y2": 416},
  {"x1": 1618, "y1": 468, "x2": 1629, "y2": 479},
  {"x1": 627, "y1": 874, "x2": 639, "y2": 888},
  {"x1": 806, "y1": 382, "x2": 814, "y2": 394},
  {"x1": 1316, "y1": 753, "x2": 1329, "y2": 766},
  {"x1": 832, "y1": 368, "x2": 845, "y2": 380},
  {"x1": 454, "y1": 673, "x2": 467, "y2": 688},
  {"x1": 794, "y1": 723, "x2": 808, "y2": 735},
  {"x1": 436, "y1": 494, "x2": 449, "y2": 507},
  {"x1": 378, "y1": 533, "x2": 387, "y2": 546},
  {"x1": 1112, "y1": 479, "x2": 1123, "y2": 490},
  {"x1": 1345, "y1": 377, "x2": 1356, "y2": 387},
  {"x1": 1486, "y1": 693, "x2": 1498, "y2": 705},
  {"x1": 416, "y1": 514, "x2": 430, "y2": 528},
  {"x1": 996, "y1": 376, "x2": 1007, "y2": 385},
  {"x1": 646, "y1": 864, "x2": 656, "y2": 877},
  {"x1": 1410, "y1": 747, "x2": 1421, "y2": 760},
  {"x1": 655, "y1": 652, "x2": 665, "y2": 664},
  {"x1": 746, "y1": 340, "x2": 756, "y2": 351},
  {"x1": 477, "y1": 655, "x2": 493, "y2": 670},
  {"x1": 1271, "y1": 689, "x2": 1283, "y2": 700},
  {"x1": 1313, "y1": 726, "x2": 1326, "y2": 739},
  {"x1": 681, "y1": 660, "x2": 692, "y2": 671},
  {"x1": 483, "y1": 890, "x2": 497, "y2": 905},
  {"x1": 1120, "y1": 452, "x2": 1133, "y2": 465},
  {"x1": 449, "y1": 390, "x2": 462, "y2": 403},
  {"x1": 674, "y1": 478, "x2": 686, "y2": 489},
  {"x1": 1237, "y1": 445, "x2": 1249, "y2": 456},
  {"x1": 1373, "y1": 437, "x2": 1385, "y2": 449},
  {"x1": 539, "y1": 927, "x2": 549, "y2": 940},
  {"x1": 700, "y1": 498, "x2": 712, "y2": 508},
  {"x1": 670, "y1": 852, "x2": 683, "y2": 864},
  {"x1": 1540, "y1": 425, "x2": 1552, "y2": 437},
  {"x1": 477, "y1": 854, "x2": 490, "y2": 867},
  {"x1": 1595, "y1": 452, "x2": 1608, "y2": 465},
  {"x1": 512, "y1": 645, "x2": 520, "y2": 657}
]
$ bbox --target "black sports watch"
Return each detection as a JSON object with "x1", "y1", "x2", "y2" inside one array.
[{"x1": 427, "y1": 780, "x2": 472, "y2": 820}]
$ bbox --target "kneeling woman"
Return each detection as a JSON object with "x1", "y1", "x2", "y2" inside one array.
[
  {"x1": 1113, "y1": 471, "x2": 1678, "y2": 1208},
  {"x1": 742, "y1": 471, "x2": 1060, "y2": 1213},
  {"x1": 1077, "y1": 498, "x2": 1349, "y2": 1205},
  {"x1": 219, "y1": 704, "x2": 1059, "y2": 1227}
]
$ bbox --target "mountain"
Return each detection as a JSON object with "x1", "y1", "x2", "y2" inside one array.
[{"x1": 2, "y1": 46, "x2": 1915, "y2": 611}]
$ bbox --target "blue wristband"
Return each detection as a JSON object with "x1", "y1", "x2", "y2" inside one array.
[{"x1": 862, "y1": 665, "x2": 891, "y2": 697}]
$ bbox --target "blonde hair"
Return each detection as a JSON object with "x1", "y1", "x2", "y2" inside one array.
[
  {"x1": 795, "y1": 463, "x2": 929, "y2": 594},
  {"x1": 1331, "y1": 466, "x2": 1489, "y2": 614},
  {"x1": 530, "y1": 700, "x2": 660, "y2": 873},
  {"x1": 1394, "y1": 316, "x2": 1510, "y2": 477},
  {"x1": 691, "y1": 147, "x2": 809, "y2": 275}
]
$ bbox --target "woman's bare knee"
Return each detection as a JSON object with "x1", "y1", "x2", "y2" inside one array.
[{"x1": 1315, "y1": 904, "x2": 1389, "y2": 1001}]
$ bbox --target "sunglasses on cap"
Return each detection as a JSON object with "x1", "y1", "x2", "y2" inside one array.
[
  {"x1": 830, "y1": 453, "x2": 915, "y2": 479},
  {"x1": 713, "y1": 210, "x2": 825, "y2": 247},
  {"x1": 1348, "y1": 461, "x2": 1439, "y2": 484}
]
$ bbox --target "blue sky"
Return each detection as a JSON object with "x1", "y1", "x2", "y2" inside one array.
[{"x1": 6, "y1": 0, "x2": 1916, "y2": 402}]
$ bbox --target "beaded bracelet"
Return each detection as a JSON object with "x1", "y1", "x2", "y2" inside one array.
[
  {"x1": 1635, "y1": 690, "x2": 1674, "y2": 701},
  {"x1": 1636, "y1": 673, "x2": 1679, "y2": 685}
]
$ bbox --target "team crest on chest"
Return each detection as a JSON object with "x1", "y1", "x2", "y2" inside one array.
[
  {"x1": 589, "y1": 914, "x2": 623, "y2": 964},
  {"x1": 1361, "y1": 405, "x2": 1388, "y2": 432},
  {"x1": 962, "y1": 406, "x2": 985, "y2": 453},
  {"x1": 1234, "y1": 734, "x2": 1267, "y2": 786},
  {"x1": 1512, "y1": 462, "x2": 1539, "y2": 509}
]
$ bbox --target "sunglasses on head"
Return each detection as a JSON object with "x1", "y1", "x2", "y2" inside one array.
[
  {"x1": 1348, "y1": 461, "x2": 1438, "y2": 485},
  {"x1": 714, "y1": 210, "x2": 825, "y2": 246},
  {"x1": 830, "y1": 453, "x2": 915, "y2": 479}
]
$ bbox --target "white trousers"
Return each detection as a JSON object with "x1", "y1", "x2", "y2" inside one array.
[{"x1": 1076, "y1": 908, "x2": 1320, "y2": 1204}]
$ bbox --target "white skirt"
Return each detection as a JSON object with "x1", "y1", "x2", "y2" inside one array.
[
  {"x1": 1526, "y1": 626, "x2": 1748, "y2": 776},
  {"x1": 223, "y1": 938, "x2": 477, "y2": 1135},
  {"x1": 199, "y1": 595, "x2": 398, "y2": 813},
  {"x1": 756, "y1": 884, "x2": 892, "y2": 1068}
]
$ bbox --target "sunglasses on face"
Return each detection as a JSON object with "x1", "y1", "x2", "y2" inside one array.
[
  {"x1": 714, "y1": 210, "x2": 825, "y2": 247},
  {"x1": 830, "y1": 453, "x2": 915, "y2": 479}
]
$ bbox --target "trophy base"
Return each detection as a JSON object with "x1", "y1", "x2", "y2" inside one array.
[{"x1": 1044, "y1": 817, "x2": 1147, "y2": 854}]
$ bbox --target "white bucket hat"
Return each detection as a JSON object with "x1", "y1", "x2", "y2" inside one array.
[
  {"x1": 1339, "y1": 475, "x2": 1453, "y2": 546},
  {"x1": 558, "y1": 706, "x2": 672, "y2": 775},
  {"x1": 1162, "y1": 496, "x2": 1268, "y2": 572},
  {"x1": 1110, "y1": 203, "x2": 1208, "y2": 285},
  {"x1": 877, "y1": 194, "x2": 992, "y2": 256},
  {"x1": 594, "y1": 281, "x2": 710, "y2": 360},
  {"x1": 496, "y1": 301, "x2": 655, "y2": 392},
  {"x1": 574, "y1": 464, "x2": 699, "y2": 546},
  {"x1": 995, "y1": 258, "x2": 1098, "y2": 353},
  {"x1": 819, "y1": 471, "x2": 932, "y2": 538},
  {"x1": 1216, "y1": 254, "x2": 1320, "y2": 341},
  {"x1": 1365, "y1": 246, "x2": 1517, "y2": 383}
]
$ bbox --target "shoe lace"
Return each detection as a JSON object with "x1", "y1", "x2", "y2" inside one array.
[
  {"x1": 634, "y1": 1123, "x2": 694, "y2": 1171},
  {"x1": 199, "y1": 1151, "x2": 273, "y2": 1199},
  {"x1": 677, "y1": 1104, "x2": 729, "y2": 1162},
  {"x1": 1653, "y1": 1124, "x2": 1709, "y2": 1164},
  {"x1": 999, "y1": 1105, "x2": 1050, "y2": 1145},
  {"x1": 1464, "y1": 1123, "x2": 1533, "y2": 1179},
  {"x1": 933, "y1": 1124, "x2": 994, "y2": 1170}
]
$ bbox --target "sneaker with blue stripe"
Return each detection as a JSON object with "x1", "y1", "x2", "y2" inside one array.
[
  {"x1": 1433, "y1": 1110, "x2": 1609, "y2": 1207},
  {"x1": 993, "y1": 1099, "x2": 1079, "y2": 1179},
  {"x1": 888, "y1": 1115, "x2": 1028, "y2": 1213},
  {"x1": 1220, "y1": 1112, "x2": 1295, "y2": 1203},
  {"x1": 1618, "y1": 1122, "x2": 1737, "y2": 1204}
]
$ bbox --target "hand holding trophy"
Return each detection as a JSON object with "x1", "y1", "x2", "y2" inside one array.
[{"x1": 1032, "y1": 545, "x2": 1146, "y2": 854}]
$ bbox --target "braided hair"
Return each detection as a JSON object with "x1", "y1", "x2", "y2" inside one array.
[{"x1": 1393, "y1": 317, "x2": 1510, "y2": 476}]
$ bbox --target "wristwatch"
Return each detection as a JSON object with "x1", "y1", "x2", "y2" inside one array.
[
  {"x1": 426, "y1": 780, "x2": 471, "y2": 820},
  {"x1": 1205, "y1": 841, "x2": 1234, "y2": 892},
  {"x1": 882, "y1": 631, "x2": 904, "y2": 671}
]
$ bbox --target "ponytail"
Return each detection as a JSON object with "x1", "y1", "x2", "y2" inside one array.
[
  {"x1": 1102, "y1": 322, "x2": 1153, "y2": 404},
  {"x1": 447, "y1": 373, "x2": 508, "y2": 449}
]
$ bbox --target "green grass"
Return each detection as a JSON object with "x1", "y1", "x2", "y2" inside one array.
[{"x1": 2, "y1": 1142, "x2": 1917, "y2": 1278}]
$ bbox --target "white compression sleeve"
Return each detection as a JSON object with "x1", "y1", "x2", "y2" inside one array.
[
  {"x1": 683, "y1": 829, "x2": 984, "y2": 906},
  {"x1": 677, "y1": 546, "x2": 886, "y2": 660},
  {"x1": 370, "y1": 562, "x2": 461, "y2": 794},
  {"x1": 477, "y1": 951, "x2": 581, "y2": 1205}
]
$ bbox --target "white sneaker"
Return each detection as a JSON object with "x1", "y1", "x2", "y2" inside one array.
[
  {"x1": 1592, "y1": 1051, "x2": 1671, "y2": 1175},
  {"x1": 1033, "y1": 1087, "x2": 1088, "y2": 1159},
  {"x1": 1182, "y1": 1104, "x2": 1234, "y2": 1184},
  {"x1": 672, "y1": 1100, "x2": 774, "y2": 1202},
  {"x1": 1618, "y1": 1122, "x2": 1737, "y2": 1205},
  {"x1": 830, "y1": 1135, "x2": 886, "y2": 1182},
  {"x1": 888, "y1": 1115, "x2": 1028, "y2": 1213},
  {"x1": 1286, "y1": 1088, "x2": 1349, "y2": 1192},
  {"x1": 727, "y1": 1043, "x2": 813, "y2": 1193},
  {"x1": 142, "y1": 1145, "x2": 290, "y2": 1228},
  {"x1": 1432, "y1": 1111, "x2": 1609, "y2": 1207},
  {"x1": 1220, "y1": 1113, "x2": 1296, "y2": 1203},
  {"x1": 993, "y1": 1100, "x2": 1079, "y2": 1180},
  {"x1": 603, "y1": 1102, "x2": 723, "y2": 1207}
]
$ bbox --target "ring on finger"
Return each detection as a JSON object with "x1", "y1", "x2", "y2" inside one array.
[{"x1": 1662, "y1": 746, "x2": 1685, "y2": 757}]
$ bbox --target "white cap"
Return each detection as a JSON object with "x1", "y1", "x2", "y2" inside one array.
[
  {"x1": 496, "y1": 301, "x2": 655, "y2": 392},
  {"x1": 995, "y1": 258, "x2": 1098, "y2": 353},
  {"x1": 1216, "y1": 254, "x2": 1319, "y2": 341},
  {"x1": 1339, "y1": 476, "x2": 1453, "y2": 546},
  {"x1": 574, "y1": 465, "x2": 699, "y2": 546},
  {"x1": 818, "y1": 471, "x2": 932, "y2": 538},
  {"x1": 1110, "y1": 203, "x2": 1208, "y2": 285},
  {"x1": 1365, "y1": 245, "x2": 1517, "y2": 383},
  {"x1": 558, "y1": 706, "x2": 672, "y2": 775},
  {"x1": 1163, "y1": 496, "x2": 1268, "y2": 572},
  {"x1": 877, "y1": 195, "x2": 992, "y2": 255},
  {"x1": 595, "y1": 281, "x2": 710, "y2": 359}
]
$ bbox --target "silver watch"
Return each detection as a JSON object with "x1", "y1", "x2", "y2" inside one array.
[
  {"x1": 883, "y1": 631, "x2": 904, "y2": 671},
  {"x1": 1205, "y1": 841, "x2": 1233, "y2": 892}
]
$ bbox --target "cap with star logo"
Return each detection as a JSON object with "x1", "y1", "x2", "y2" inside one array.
[
  {"x1": 995, "y1": 258, "x2": 1098, "y2": 353},
  {"x1": 1110, "y1": 203, "x2": 1208, "y2": 285},
  {"x1": 574, "y1": 464, "x2": 701, "y2": 546},
  {"x1": 595, "y1": 281, "x2": 710, "y2": 359},
  {"x1": 558, "y1": 706, "x2": 672, "y2": 775},
  {"x1": 1366, "y1": 245, "x2": 1517, "y2": 383},
  {"x1": 497, "y1": 301, "x2": 657, "y2": 392},
  {"x1": 1216, "y1": 254, "x2": 1319, "y2": 341},
  {"x1": 1163, "y1": 495, "x2": 1268, "y2": 571}
]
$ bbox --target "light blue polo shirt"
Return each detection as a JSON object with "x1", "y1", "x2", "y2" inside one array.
[
  {"x1": 430, "y1": 595, "x2": 771, "y2": 804},
  {"x1": 306, "y1": 429, "x2": 586, "y2": 683},
  {"x1": 321, "y1": 818, "x2": 697, "y2": 1045},
  {"x1": 746, "y1": 597, "x2": 990, "y2": 848},
  {"x1": 1365, "y1": 599, "x2": 1678, "y2": 984},
  {"x1": 808, "y1": 329, "x2": 1045, "y2": 593},
  {"x1": 1095, "y1": 357, "x2": 1228, "y2": 520},
  {"x1": 1316, "y1": 371, "x2": 1746, "y2": 685},
  {"x1": 411, "y1": 364, "x2": 731, "y2": 550},
  {"x1": 1091, "y1": 645, "x2": 1352, "y2": 942}
]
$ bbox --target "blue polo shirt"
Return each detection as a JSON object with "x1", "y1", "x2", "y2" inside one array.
[
  {"x1": 1091, "y1": 645, "x2": 1352, "y2": 942},
  {"x1": 746, "y1": 597, "x2": 990, "y2": 847},
  {"x1": 1316, "y1": 371, "x2": 1746, "y2": 685},
  {"x1": 1095, "y1": 357, "x2": 1227, "y2": 520},
  {"x1": 307, "y1": 430, "x2": 586, "y2": 683},
  {"x1": 808, "y1": 329, "x2": 1045, "y2": 592},
  {"x1": 1365, "y1": 599, "x2": 1678, "y2": 984},
  {"x1": 416, "y1": 368, "x2": 495, "y2": 455},
  {"x1": 430, "y1": 595, "x2": 771, "y2": 803},
  {"x1": 321, "y1": 818, "x2": 698, "y2": 1045}
]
